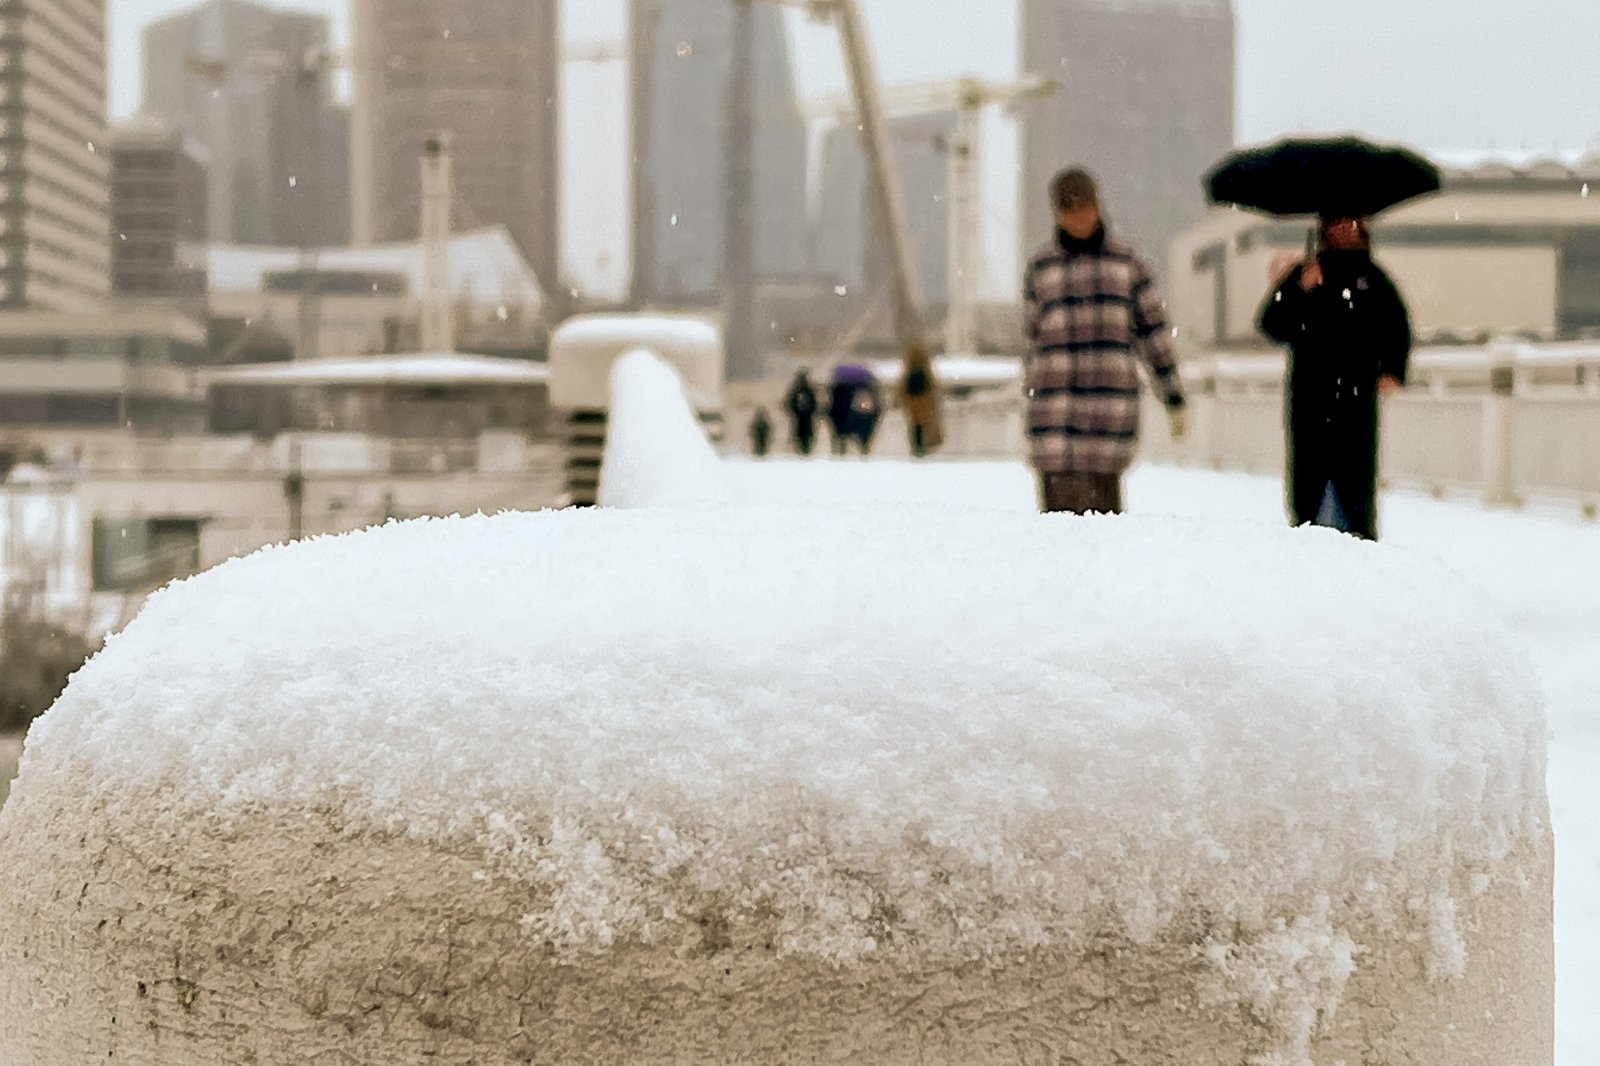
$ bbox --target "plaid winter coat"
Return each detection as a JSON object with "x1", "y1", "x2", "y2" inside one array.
[{"x1": 1022, "y1": 228, "x2": 1185, "y2": 475}]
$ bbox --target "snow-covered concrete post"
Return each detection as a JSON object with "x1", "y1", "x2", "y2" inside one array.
[
  {"x1": 547, "y1": 314, "x2": 724, "y2": 505},
  {"x1": 1482, "y1": 336, "x2": 1521, "y2": 508},
  {"x1": 0, "y1": 506, "x2": 1552, "y2": 1065}
]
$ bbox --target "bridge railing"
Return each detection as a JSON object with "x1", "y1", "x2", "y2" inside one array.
[{"x1": 940, "y1": 339, "x2": 1600, "y2": 513}]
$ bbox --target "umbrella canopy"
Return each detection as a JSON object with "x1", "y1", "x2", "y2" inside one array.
[
  {"x1": 1205, "y1": 137, "x2": 1442, "y2": 218},
  {"x1": 831, "y1": 363, "x2": 877, "y2": 387}
]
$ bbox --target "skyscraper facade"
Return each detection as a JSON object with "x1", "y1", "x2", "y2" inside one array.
[
  {"x1": 350, "y1": 0, "x2": 560, "y2": 297},
  {"x1": 0, "y1": 0, "x2": 111, "y2": 311},
  {"x1": 629, "y1": 0, "x2": 809, "y2": 309},
  {"x1": 143, "y1": 0, "x2": 348, "y2": 247},
  {"x1": 110, "y1": 116, "x2": 209, "y2": 304},
  {"x1": 1018, "y1": 0, "x2": 1236, "y2": 281}
]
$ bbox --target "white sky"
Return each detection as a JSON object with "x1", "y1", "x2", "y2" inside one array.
[{"x1": 114, "y1": 0, "x2": 1600, "y2": 296}]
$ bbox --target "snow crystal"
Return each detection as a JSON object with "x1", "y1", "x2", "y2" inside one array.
[{"x1": 8, "y1": 501, "x2": 1547, "y2": 972}]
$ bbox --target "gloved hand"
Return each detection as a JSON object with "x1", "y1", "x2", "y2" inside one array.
[{"x1": 1167, "y1": 406, "x2": 1189, "y2": 442}]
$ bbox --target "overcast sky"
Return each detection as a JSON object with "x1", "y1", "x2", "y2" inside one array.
[{"x1": 113, "y1": 0, "x2": 1600, "y2": 295}]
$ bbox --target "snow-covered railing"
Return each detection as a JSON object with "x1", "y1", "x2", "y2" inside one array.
[
  {"x1": 1182, "y1": 339, "x2": 1600, "y2": 397},
  {"x1": 921, "y1": 340, "x2": 1600, "y2": 501},
  {"x1": 1150, "y1": 339, "x2": 1600, "y2": 511},
  {"x1": 51, "y1": 431, "x2": 556, "y2": 479}
]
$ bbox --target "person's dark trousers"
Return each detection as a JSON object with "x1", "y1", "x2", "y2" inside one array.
[
  {"x1": 1039, "y1": 471, "x2": 1124, "y2": 515},
  {"x1": 1288, "y1": 410, "x2": 1380, "y2": 541},
  {"x1": 910, "y1": 423, "x2": 927, "y2": 457}
]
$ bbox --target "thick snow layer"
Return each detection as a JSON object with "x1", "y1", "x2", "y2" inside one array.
[
  {"x1": 550, "y1": 313, "x2": 721, "y2": 354},
  {"x1": 1118, "y1": 463, "x2": 1596, "y2": 1066},
  {"x1": 13, "y1": 502, "x2": 1546, "y2": 969},
  {"x1": 599, "y1": 350, "x2": 731, "y2": 507}
]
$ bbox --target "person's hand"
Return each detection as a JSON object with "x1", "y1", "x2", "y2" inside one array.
[
  {"x1": 1167, "y1": 406, "x2": 1189, "y2": 442},
  {"x1": 1379, "y1": 375, "x2": 1403, "y2": 398},
  {"x1": 1298, "y1": 259, "x2": 1324, "y2": 291}
]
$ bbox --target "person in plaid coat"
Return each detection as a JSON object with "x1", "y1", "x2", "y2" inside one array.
[{"x1": 1022, "y1": 169, "x2": 1187, "y2": 514}]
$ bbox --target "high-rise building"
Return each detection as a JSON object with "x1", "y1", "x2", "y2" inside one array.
[
  {"x1": 0, "y1": 0, "x2": 112, "y2": 312},
  {"x1": 350, "y1": 0, "x2": 560, "y2": 299},
  {"x1": 630, "y1": 0, "x2": 809, "y2": 309},
  {"x1": 814, "y1": 110, "x2": 957, "y2": 314},
  {"x1": 143, "y1": 0, "x2": 348, "y2": 247},
  {"x1": 110, "y1": 116, "x2": 209, "y2": 304},
  {"x1": 1018, "y1": 0, "x2": 1235, "y2": 280}
]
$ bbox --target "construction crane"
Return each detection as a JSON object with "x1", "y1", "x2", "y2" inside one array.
[
  {"x1": 745, "y1": 0, "x2": 1029, "y2": 451},
  {"x1": 768, "y1": 0, "x2": 928, "y2": 360},
  {"x1": 801, "y1": 73, "x2": 1056, "y2": 357}
]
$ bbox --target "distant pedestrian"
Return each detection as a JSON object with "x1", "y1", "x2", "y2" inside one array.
[
  {"x1": 1258, "y1": 215, "x2": 1411, "y2": 541},
  {"x1": 748, "y1": 407, "x2": 773, "y2": 457},
  {"x1": 784, "y1": 370, "x2": 820, "y2": 456},
  {"x1": 826, "y1": 365, "x2": 881, "y2": 456},
  {"x1": 1022, "y1": 168, "x2": 1187, "y2": 514},
  {"x1": 900, "y1": 344, "x2": 943, "y2": 457}
]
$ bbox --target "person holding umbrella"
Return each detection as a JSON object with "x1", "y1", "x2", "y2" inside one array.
[
  {"x1": 1258, "y1": 216, "x2": 1411, "y2": 540},
  {"x1": 1206, "y1": 136, "x2": 1438, "y2": 541}
]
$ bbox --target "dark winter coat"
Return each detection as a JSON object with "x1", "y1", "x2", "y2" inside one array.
[
  {"x1": 900, "y1": 356, "x2": 943, "y2": 454},
  {"x1": 1258, "y1": 250, "x2": 1412, "y2": 540},
  {"x1": 784, "y1": 376, "x2": 820, "y2": 455},
  {"x1": 748, "y1": 410, "x2": 772, "y2": 456},
  {"x1": 785, "y1": 377, "x2": 819, "y2": 424},
  {"x1": 828, "y1": 383, "x2": 880, "y2": 444},
  {"x1": 1022, "y1": 227, "x2": 1185, "y2": 475}
]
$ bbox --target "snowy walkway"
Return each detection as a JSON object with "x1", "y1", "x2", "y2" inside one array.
[{"x1": 733, "y1": 456, "x2": 1598, "y2": 1066}]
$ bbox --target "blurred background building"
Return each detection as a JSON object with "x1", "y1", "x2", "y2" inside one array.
[
  {"x1": 1016, "y1": 0, "x2": 1236, "y2": 281},
  {"x1": 350, "y1": 0, "x2": 561, "y2": 310},
  {"x1": 109, "y1": 115, "x2": 210, "y2": 309},
  {"x1": 629, "y1": 0, "x2": 810, "y2": 315},
  {"x1": 0, "y1": 0, "x2": 113, "y2": 312},
  {"x1": 143, "y1": 0, "x2": 350, "y2": 247}
]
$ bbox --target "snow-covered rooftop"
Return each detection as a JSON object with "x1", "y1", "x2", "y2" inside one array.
[
  {"x1": 207, "y1": 226, "x2": 544, "y2": 309},
  {"x1": 205, "y1": 352, "x2": 550, "y2": 389},
  {"x1": 1433, "y1": 147, "x2": 1600, "y2": 180}
]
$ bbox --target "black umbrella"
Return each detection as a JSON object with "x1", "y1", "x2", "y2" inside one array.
[{"x1": 1205, "y1": 136, "x2": 1441, "y2": 218}]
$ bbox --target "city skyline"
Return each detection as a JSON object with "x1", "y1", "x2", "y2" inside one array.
[
  {"x1": 116, "y1": 0, "x2": 1600, "y2": 149},
  {"x1": 111, "y1": 0, "x2": 1600, "y2": 300}
]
